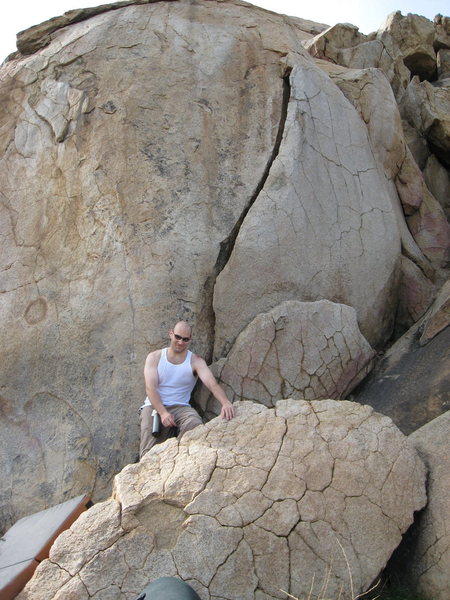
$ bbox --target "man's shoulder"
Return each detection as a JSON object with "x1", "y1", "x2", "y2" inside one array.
[
  {"x1": 190, "y1": 353, "x2": 207, "y2": 367},
  {"x1": 145, "y1": 348, "x2": 164, "y2": 365}
]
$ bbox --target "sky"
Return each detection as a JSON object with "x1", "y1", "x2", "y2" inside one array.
[{"x1": 0, "y1": 0, "x2": 448, "y2": 63}]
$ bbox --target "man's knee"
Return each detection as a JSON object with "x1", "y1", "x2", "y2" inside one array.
[
  {"x1": 185, "y1": 415, "x2": 202, "y2": 432},
  {"x1": 177, "y1": 407, "x2": 202, "y2": 435}
]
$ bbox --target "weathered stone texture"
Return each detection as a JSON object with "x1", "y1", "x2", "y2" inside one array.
[
  {"x1": 406, "y1": 186, "x2": 450, "y2": 267},
  {"x1": 420, "y1": 279, "x2": 450, "y2": 344},
  {"x1": 198, "y1": 300, "x2": 375, "y2": 418},
  {"x1": 213, "y1": 58, "x2": 402, "y2": 357},
  {"x1": 379, "y1": 11, "x2": 437, "y2": 81},
  {"x1": 312, "y1": 23, "x2": 450, "y2": 274},
  {"x1": 320, "y1": 64, "x2": 406, "y2": 181},
  {"x1": 396, "y1": 256, "x2": 435, "y2": 333},
  {"x1": 394, "y1": 412, "x2": 450, "y2": 600},
  {"x1": 437, "y1": 48, "x2": 450, "y2": 79},
  {"x1": 0, "y1": 0, "x2": 309, "y2": 530},
  {"x1": 400, "y1": 77, "x2": 450, "y2": 167},
  {"x1": 303, "y1": 21, "x2": 410, "y2": 98},
  {"x1": 1, "y1": 0, "x2": 449, "y2": 550},
  {"x1": 402, "y1": 118, "x2": 430, "y2": 169},
  {"x1": 435, "y1": 14, "x2": 450, "y2": 52},
  {"x1": 1, "y1": 0, "x2": 433, "y2": 533},
  {"x1": 17, "y1": 400, "x2": 427, "y2": 600},
  {"x1": 355, "y1": 323, "x2": 450, "y2": 435},
  {"x1": 424, "y1": 154, "x2": 450, "y2": 220},
  {"x1": 0, "y1": 394, "x2": 97, "y2": 531}
]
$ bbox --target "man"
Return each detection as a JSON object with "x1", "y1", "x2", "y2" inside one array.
[{"x1": 140, "y1": 321, "x2": 235, "y2": 458}]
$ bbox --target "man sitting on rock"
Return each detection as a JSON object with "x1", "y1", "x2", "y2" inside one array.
[{"x1": 140, "y1": 320, "x2": 235, "y2": 458}]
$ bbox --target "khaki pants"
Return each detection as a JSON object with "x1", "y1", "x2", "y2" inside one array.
[{"x1": 140, "y1": 404, "x2": 203, "y2": 459}]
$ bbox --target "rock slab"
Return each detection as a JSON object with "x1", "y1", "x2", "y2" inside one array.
[
  {"x1": 198, "y1": 300, "x2": 375, "y2": 418},
  {"x1": 407, "y1": 412, "x2": 450, "y2": 600},
  {"x1": 18, "y1": 400, "x2": 426, "y2": 600},
  {"x1": 355, "y1": 323, "x2": 450, "y2": 434},
  {"x1": 390, "y1": 412, "x2": 450, "y2": 600}
]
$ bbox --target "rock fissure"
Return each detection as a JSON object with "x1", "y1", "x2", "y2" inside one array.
[
  {"x1": 79, "y1": 567, "x2": 116, "y2": 597},
  {"x1": 79, "y1": 575, "x2": 92, "y2": 598},
  {"x1": 47, "y1": 559, "x2": 73, "y2": 580},
  {"x1": 188, "y1": 452, "x2": 218, "y2": 504},
  {"x1": 80, "y1": 527, "x2": 128, "y2": 575},
  {"x1": 121, "y1": 247, "x2": 137, "y2": 341},
  {"x1": 258, "y1": 417, "x2": 288, "y2": 489},
  {"x1": 210, "y1": 69, "x2": 291, "y2": 356}
]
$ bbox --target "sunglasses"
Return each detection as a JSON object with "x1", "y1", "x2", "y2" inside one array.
[{"x1": 173, "y1": 333, "x2": 191, "y2": 342}]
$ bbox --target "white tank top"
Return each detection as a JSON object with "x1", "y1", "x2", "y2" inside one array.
[{"x1": 143, "y1": 348, "x2": 198, "y2": 408}]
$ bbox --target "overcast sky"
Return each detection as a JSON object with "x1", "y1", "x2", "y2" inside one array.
[{"x1": 1, "y1": 0, "x2": 447, "y2": 63}]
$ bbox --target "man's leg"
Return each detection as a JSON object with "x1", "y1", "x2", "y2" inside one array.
[
  {"x1": 170, "y1": 405, "x2": 203, "y2": 438},
  {"x1": 139, "y1": 406, "x2": 173, "y2": 459}
]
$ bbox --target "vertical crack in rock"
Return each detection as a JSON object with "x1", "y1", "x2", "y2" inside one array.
[
  {"x1": 198, "y1": 70, "x2": 292, "y2": 363},
  {"x1": 215, "y1": 71, "x2": 291, "y2": 276}
]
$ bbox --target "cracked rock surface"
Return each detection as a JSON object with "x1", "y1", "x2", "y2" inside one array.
[
  {"x1": 419, "y1": 279, "x2": 450, "y2": 344},
  {"x1": 304, "y1": 11, "x2": 450, "y2": 276},
  {"x1": 1, "y1": 0, "x2": 448, "y2": 540},
  {"x1": 393, "y1": 412, "x2": 450, "y2": 600},
  {"x1": 313, "y1": 60, "x2": 449, "y2": 327},
  {"x1": 17, "y1": 400, "x2": 426, "y2": 600},
  {"x1": 0, "y1": 0, "x2": 305, "y2": 530},
  {"x1": 198, "y1": 300, "x2": 375, "y2": 418},
  {"x1": 213, "y1": 57, "x2": 402, "y2": 357}
]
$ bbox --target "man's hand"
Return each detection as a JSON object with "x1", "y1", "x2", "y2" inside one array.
[
  {"x1": 161, "y1": 410, "x2": 177, "y2": 427},
  {"x1": 220, "y1": 400, "x2": 235, "y2": 420},
  {"x1": 193, "y1": 355, "x2": 235, "y2": 421}
]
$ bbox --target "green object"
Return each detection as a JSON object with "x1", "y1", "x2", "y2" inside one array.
[{"x1": 134, "y1": 577, "x2": 201, "y2": 600}]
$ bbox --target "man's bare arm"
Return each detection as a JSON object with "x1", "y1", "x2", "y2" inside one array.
[
  {"x1": 144, "y1": 351, "x2": 176, "y2": 427},
  {"x1": 193, "y1": 356, "x2": 235, "y2": 420}
]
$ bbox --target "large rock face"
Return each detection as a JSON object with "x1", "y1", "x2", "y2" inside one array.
[
  {"x1": 0, "y1": 0, "x2": 449, "y2": 533},
  {"x1": 0, "y1": 0, "x2": 306, "y2": 530},
  {"x1": 17, "y1": 400, "x2": 427, "y2": 600},
  {"x1": 212, "y1": 56, "x2": 401, "y2": 357}
]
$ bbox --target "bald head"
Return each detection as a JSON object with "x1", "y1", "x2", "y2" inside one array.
[
  {"x1": 173, "y1": 321, "x2": 192, "y2": 335},
  {"x1": 168, "y1": 321, "x2": 193, "y2": 351}
]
